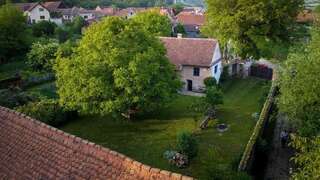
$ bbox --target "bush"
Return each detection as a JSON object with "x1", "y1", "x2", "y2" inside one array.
[
  {"x1": 0, "y1": 88, "x2": 37, "y2": 108},
  {"x1": 27, "y1": 39, "x2": 59, "y2": 71},
  {"x1": 16, "y1": 99, "x2": 77, "y2": 126},
  {"x1": 204, "y1": 77, "x2": 217, "y2": 88},
  {"x1": 32, "y1": 21, "x2": 57, "y2": 37},
  {"x1": 176, "y1": 131, "x2": 198, "y2": 159},
  {"x1": 220, "y1": 66, "x2": 229, "y2": 83}
]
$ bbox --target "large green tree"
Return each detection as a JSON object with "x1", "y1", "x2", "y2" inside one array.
[
  {"x1": 132, "y1": 10, "x2": 172, "y2": 36},
  {"x1": 0, "y1": 3, "x2": 29, "y2": 62},
  {"x1": 279, "y1": 28, "x2": 320, "y2": 137},
  {"x1": 55, "y1": 17, "x2": 181, "y2": 118},
  {"x1": 202, "y1": 0, "x2": 304, "y2": 60}
]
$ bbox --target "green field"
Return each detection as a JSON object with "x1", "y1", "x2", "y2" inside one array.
[{"x1": 61, "y1": 78, "x2": 270, "y2": 179}]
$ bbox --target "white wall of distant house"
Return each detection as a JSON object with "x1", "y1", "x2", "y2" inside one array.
[
  {"x1": 28, "y1": 5, "x2": 50, "y2": 23},
  {"x1": 211, "y1": 43, "x2": 222, "y2": 83},
  {"x1": 79, "y1": 13, "x2": 95, "y2": 20},
  {"x1": 51, "y1": 18, "x2": 63, "y2": 25}
]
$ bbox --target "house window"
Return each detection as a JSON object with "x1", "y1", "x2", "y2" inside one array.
[
  {"x1": 214, "y1": 65, "x2": 218, "y2": 74},
  {"x1": 40, "y1": 16, "x2": 45, "y2": 20},
  {"x1": 39, "y1": 8, "x2": 44, "y2": 12},
  {"x1": 193, "y1": 67, "x2": 200, "y2": 76}
]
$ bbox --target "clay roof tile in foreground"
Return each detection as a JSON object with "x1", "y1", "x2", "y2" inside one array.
[
  {"x1": 160, "y1": 37, "x2": 219, "y2": 68},
  {"x1": 0, "y1": 106, "x2": 193, "y2": 180}
]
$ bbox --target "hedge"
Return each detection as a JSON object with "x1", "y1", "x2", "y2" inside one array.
[{"x1": 238, "y1": 84, "x2": 277, "y2": 171}]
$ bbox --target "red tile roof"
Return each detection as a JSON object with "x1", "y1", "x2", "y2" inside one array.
[
  {"x1": 0, "y1": 106, "x2": 193, "y2": 180},
  {"x1": 96, "y1": 6, "x2": 119, "y2": 16},
  {"x1": 14, "y1": 2, "x2": 37, "y2": 11},
  {"x1": 297, "y1": 10, "x2": 316, "y2": 23},
  {"x1": 176, "y1": 12, "x2": 205, "y2": 26},
  {"x1": 14, "y1": 1, "x2": 64, "y2": 12},
  {"x1": 115, "y1": 7, "x2": 148, "y2": 17},
  {"x1": 160, "y1": 37, "x2": 219, "y2": 68},
  {"x1": 43, "y1": 1, "x2": 65, "y2": 11}
]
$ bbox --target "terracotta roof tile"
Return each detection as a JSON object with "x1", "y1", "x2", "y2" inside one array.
[
  {"x1": 0, "y1": 106, "x2": 193, "y2": 179},
  {"x1": 160, "y1": 37, "x2": 218, "y2": 67}
]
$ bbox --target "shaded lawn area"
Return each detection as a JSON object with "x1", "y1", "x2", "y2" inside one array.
[
  {"x1": 61, "y1": 77, "x2": 270, "y2": 179},
  {"x1": 0, "y1": 60, "x2": 26, "y2": 80},
  {"x1": 25, "y1": 81, "x2": 57, "y2": 99}
]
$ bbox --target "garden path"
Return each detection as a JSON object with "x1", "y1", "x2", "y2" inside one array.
[{"x1": 264, "y1": 114, "x2": 294, "y2": 180}]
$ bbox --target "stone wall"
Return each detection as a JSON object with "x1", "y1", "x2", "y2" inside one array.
[{"x1": 180, "y1": 65, "x2": 211, "y2": 91}]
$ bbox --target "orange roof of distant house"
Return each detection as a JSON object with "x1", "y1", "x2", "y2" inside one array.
[
  {"x1": 0, "y1": 106, "x2": 193, "y2": 179},
  {"x1": 160, "y1": 37, "x2": 219, "y2": 68},
  {"x1": 96, "y1": 6, "x2": 118, "y2": 16},
  {"x1": 176, "y1": 12, "x2": 205, "y2": 26},
  {"x1": 297, "y1": 10, "x2": 316, "y2": 23},
  {"x1": 114, "y1": 7, "x2": 148, "y2": 17}
]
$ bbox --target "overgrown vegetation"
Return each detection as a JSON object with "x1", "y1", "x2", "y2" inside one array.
[{"x1": 16, "y1": 99, "x2": 77, "y2": 126}]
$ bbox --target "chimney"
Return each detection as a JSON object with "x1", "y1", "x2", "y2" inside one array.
[{"x1": 177, "y1": 33, "x2": 183, "y2": 38}]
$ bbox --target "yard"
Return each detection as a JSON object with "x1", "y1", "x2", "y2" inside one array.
[{"x1": 61, "y1": 77, "x2": 270, "y2": 179}]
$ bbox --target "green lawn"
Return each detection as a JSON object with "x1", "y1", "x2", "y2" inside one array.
[
  {"x1": 25, "y1": 81, "x2": 57, "y2": 99},
  {"x1": 60, "y1": 77, "x2": 270, "y2": 179},
  {"x1": 0, "y1": 60, "x2": 26, "y2": 80}
]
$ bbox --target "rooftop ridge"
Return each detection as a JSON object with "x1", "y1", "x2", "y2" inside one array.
[
  {"x1": 159, "y1": 36, "x2": 217, "y2": 42},
  {"x1": 0, "y1": 106, "x2": 194, "y2": 180}
]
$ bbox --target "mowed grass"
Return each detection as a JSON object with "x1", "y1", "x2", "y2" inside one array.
[{"x1": 61, "y1": 77, "x2": 270, "y2": 179}]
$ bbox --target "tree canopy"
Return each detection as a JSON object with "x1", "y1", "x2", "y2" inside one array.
[
  {"x1": 132, "y1": 10, "x2": 172, "y2": 36},
  {"x1": 54, "y1": 17, "x2": 181, "y2": 117},
  {"x1": 31, "y1": 21, "x2": 57, "y2": 37},
  {"x1": 279, "y1": 27, "x2": 320, "y2": 137},
  {"x1": 290, "y1": 135, "x2": 320, "y2": 179},
  {"x1": 202, "y1": 0, "x2": 304, "y2": 60},
  {"x1": 0, "y1": 3, "x2": 29, "y2": 62}
]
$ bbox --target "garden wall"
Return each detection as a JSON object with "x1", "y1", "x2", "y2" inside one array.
[{"x1": 238, "y1": 84, "x2": 277, "y2": 172}]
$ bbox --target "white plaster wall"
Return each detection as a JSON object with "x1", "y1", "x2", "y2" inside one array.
[
  {"x1": 80, "y1": 13, "x2": 95, "y2": 20},
  {"x1": 211, "y1": 43, "x2": 222, "y2": 83},
  {"x1": 28, "y1": 5, "x2": 50, "y2": 23},
  {"x1": 51, "y1": 18, "x2": 63, "y2": 26}
]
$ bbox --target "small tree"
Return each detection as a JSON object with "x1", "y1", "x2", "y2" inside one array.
[
  {"x1": 203, "y1": 77, "x2": 217, "y2": 88},
  {"x1": 0, "y1": 3, "x2": 29, "y2": 62},
  {"x1": 32, "y1": 21, "x2": 57, "y2": 37},
  {"x1": 27, "y1": 39, "x2": 59, "y2": 71},
  {"x1": 204, "y1": 86, "x2": 223, "y2": 109},
  {"x1": 176, "y1": 131, "x2": 198, "y2": 159},
  {"x1": 171, "y1": 3, "x2": 184, "y2": 15},
  {"x1": 175, "y1": 23, "x2": 186, "y2": 35}
]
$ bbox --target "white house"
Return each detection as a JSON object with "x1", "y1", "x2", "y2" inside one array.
[
  {"x1": 25, "y1": 3, "x2": 51, "y2": 23},
  {"x1": 160, "y1": 36, "x2": 222, "y2": 92},
  {"x1": 15, "y1": 1, "x2": 66, "y2": 25}
]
